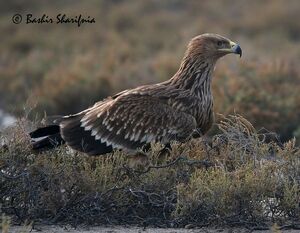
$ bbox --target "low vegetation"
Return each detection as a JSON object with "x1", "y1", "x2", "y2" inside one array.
[
  {"x1": 1, "y1": 115, "x2": 299, "y2": 229},
  {"x1": 1, "y1": 0, "x2": 300, "y2": 230}
]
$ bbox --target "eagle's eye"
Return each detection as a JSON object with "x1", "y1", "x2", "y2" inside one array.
[{"x1": 217, "y1": 41, "x2": 224, "y2": 47}]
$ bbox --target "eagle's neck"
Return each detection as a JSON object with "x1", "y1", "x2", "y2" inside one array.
[{"x1": 169, "y1": 55, "x2": 216, "y2": 98}]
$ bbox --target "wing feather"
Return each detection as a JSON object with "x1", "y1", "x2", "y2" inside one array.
[{"x1": 78, "y1": 93, "x2": 196, "y2": 152}]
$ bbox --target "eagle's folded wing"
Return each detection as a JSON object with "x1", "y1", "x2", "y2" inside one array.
[{"x1": 60, "y1": 93, "x2": 197, "y2": 155}]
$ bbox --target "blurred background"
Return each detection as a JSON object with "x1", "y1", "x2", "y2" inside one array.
[{"x1": 0, "y1": 0, "x2": 299, "y2": 142}]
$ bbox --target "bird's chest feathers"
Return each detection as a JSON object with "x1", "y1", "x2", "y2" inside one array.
[
  {"x1": 183, "y1": 90, "x2": 211, "y2": 123},
  {"x1": 168, "y1": 93, "x2": 213, "y2": 126}
]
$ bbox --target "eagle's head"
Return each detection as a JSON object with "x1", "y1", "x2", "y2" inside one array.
[{"x1": 187, "y1": 33, "x2": 242, "y2": 61}]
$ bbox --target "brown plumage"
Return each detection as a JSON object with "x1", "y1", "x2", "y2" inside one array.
[{"x1": 30, "y1": 33, "x2": 242, "y2": 156}]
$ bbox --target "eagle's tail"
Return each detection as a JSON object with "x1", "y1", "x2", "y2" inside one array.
[
  {"x1": 30, "y1": 113, "x2": 114, "y2": 155},
  {"x1": 60, "y1": 114, "x2": 113, "y2": 156},
  {"x1": 30, "y1": 115, "x2": 65, "y2": 150},
  {"x1": 30, "y1": 124, "x2": 65, "y2": 150}
]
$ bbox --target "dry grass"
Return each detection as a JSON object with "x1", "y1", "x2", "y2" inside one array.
[
  {"x1": 0, "y1": 0, "x2": 300, "y2": 142},
  {"x1": 0, "y1": 115, "x2": 299, "y2": 229}
]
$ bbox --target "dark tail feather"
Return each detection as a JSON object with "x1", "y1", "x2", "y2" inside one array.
[
  {"x1": 60, "y1": 114, "x2": 113, "y2": 156},
  {"x1": 30, "y1": 114, "x2": 114, "y2": 155},
  {"x1": 30, "y1": 125, "x2": 60, "y2": 138},
  {"x1": 30, "y1": 125, "x2": 65, "y2": 150}
]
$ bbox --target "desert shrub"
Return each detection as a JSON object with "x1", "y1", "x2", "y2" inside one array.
[
  {"x1": 213, "y1": 61, "x2": 300, "y2": 142},
  {"x1": 0, "y1": 115, "x2": 299, "y2": 228},
  {"x1": 175, "y1": 161, "x2": 299, "y2": 227}
]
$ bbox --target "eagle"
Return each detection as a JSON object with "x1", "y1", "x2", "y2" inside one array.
[{"x1": 30, "y1": 33, "x2": 242, "y2": 156}]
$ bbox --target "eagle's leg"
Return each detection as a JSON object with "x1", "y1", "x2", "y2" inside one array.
[
  {"x1": 157, "y1": 143, "x2": 172, "y2": 162},
  {"x1": 191, "y1": 128, "x2": 203, "y2": 139},
  {"x1": 127, "y1": 143, "x2": 156, "y2": 169},
  {"x1": 192, "y1": 128, "x2": 213, "y2": 159},
  {"x1": 127, "y1": 150, "x2": 150, "y2": 170},
  {"x1": 142, "y1": 143, "x2": 151, "y2": 152}
]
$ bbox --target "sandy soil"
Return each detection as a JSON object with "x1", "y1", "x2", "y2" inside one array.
[{"x1": 7, "y1": 225, "x2": 299, "y2": 233}]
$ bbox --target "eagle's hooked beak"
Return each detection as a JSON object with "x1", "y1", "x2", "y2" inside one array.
[
  {"x1": 229, "y1": 41, "x2": 242, "y2": 57},
  {"x1": 218, "y1": 41, "x2": 242, "y2": 57}
]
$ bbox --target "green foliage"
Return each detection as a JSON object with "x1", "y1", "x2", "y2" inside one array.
[{"x1": 0, "y1": 115, "x2": 299, "y2": 228}]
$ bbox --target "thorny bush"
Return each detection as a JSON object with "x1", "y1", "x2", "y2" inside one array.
[{"x1": 0, "y1": 115, "x2": 299, "y2": 229}]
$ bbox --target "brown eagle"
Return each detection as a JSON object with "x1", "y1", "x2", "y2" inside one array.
[{"x1": 30, "y1": 33, "x2": 242, "y2": 156}]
